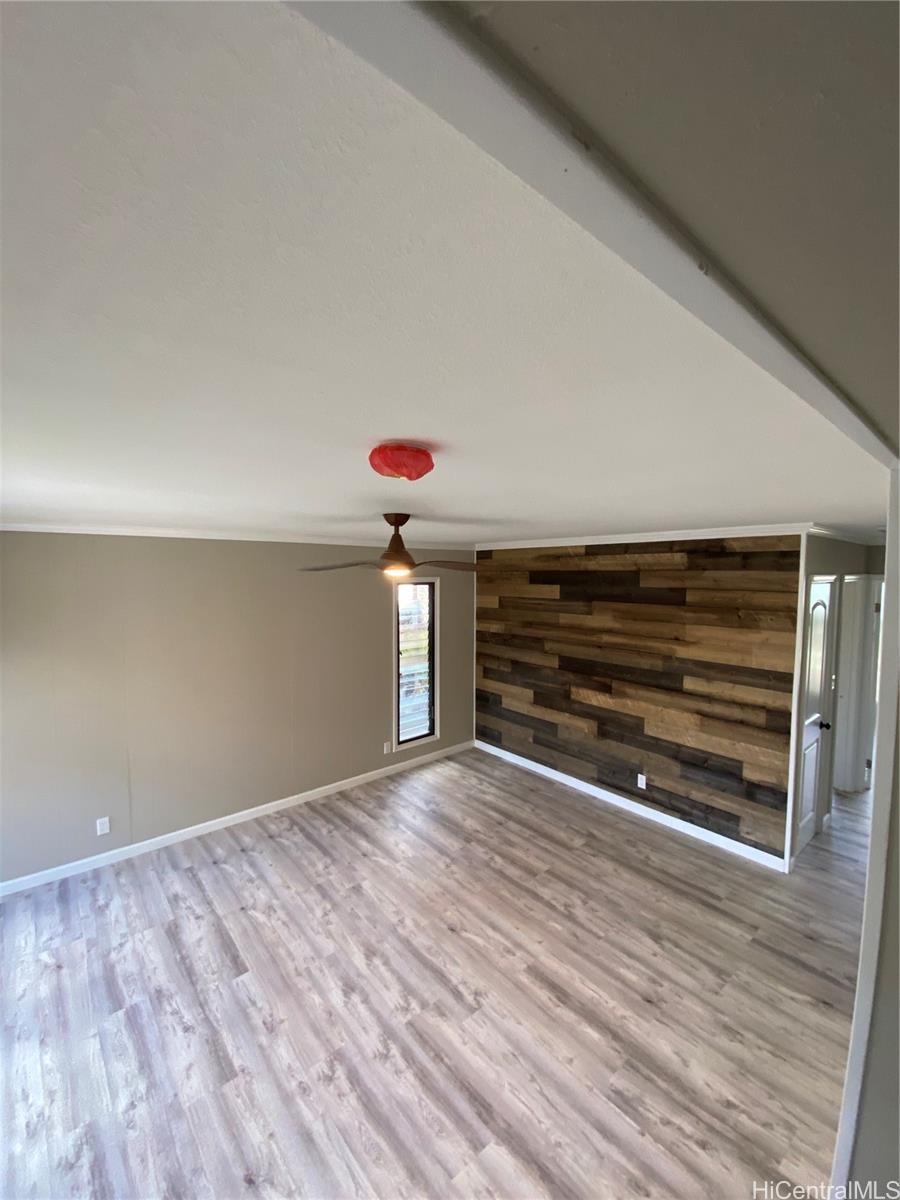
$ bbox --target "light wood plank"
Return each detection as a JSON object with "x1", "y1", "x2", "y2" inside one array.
[
  {"x1": 1, "y1": 750, "x2": 866, "y2": 1200},
  {"x1": 684, "y1": 675, "x2": 794, "y2": 712},
  {"x1": 641, "y1": 570, "x2": 798, "y2": 592}
]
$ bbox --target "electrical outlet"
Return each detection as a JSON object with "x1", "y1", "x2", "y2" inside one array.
[
  {"x1": 636, "y1": 773, "x2": 647, "y2": 790},
  {"x1": 96, "y1": 816, "x2": 110, "y2": 836},
  {"x1": 383, "y1": 741, "x2": 392, "y2": 755}
]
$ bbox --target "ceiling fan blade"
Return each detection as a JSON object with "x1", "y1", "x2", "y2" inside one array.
[
  {"x1": 298, "y1": 560, "x2": 381, "y2": 573},
  {"x1": 413, "y1": 560, "x2": 477, "y2": 573}
]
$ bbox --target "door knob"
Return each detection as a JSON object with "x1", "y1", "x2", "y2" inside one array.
[{"x1": 818, "y1": 720, "x2": 832, "y2": 731}]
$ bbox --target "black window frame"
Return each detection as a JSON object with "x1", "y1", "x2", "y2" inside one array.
[{"x1": 395, "y1": 579, "x2": 437, "y2": 747}]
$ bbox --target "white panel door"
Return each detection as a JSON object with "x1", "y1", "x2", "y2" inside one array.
[{"x1": 796, "y1": 579, "x2": 835, "y2": 854}]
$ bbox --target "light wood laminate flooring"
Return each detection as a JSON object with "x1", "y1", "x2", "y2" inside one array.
[{"x1": 1, "y1": 750, "x2": 870, "y2": 1199}]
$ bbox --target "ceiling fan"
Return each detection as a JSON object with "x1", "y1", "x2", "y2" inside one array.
[{"x1": 298, "y1": 514, "x2": 476, "y2": 576}]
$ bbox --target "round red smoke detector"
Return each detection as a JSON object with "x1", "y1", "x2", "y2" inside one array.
[{"x1": 368, "y1": 443, "x2": 434, "y2": 481}]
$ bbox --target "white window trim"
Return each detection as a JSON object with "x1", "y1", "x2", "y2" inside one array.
[{"x1": 392, "y1": 576, "x2": 440, "y2": 752}]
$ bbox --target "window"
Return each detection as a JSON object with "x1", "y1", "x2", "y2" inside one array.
[{"x1": 395, "y1": 580, "x2": 437, "y2": 746}]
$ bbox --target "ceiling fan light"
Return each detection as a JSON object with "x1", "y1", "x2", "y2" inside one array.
[{"x1": 383, "y1": 565, "x2": 412, "y2": 578}]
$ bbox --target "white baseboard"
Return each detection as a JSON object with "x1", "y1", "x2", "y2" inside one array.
[
  {"x1": 0, "y1": 741, "x2": 474, "y2": 898},
  {"x1": 475, "y1": 740, "x2": 787, "y2": 873}
]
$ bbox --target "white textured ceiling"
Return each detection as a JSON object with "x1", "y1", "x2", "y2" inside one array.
[{"x1": 1, "y1": 2, "x2": 888, "y2": 547}]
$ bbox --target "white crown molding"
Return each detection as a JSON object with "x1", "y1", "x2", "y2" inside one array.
[
  {"x1": 476, "y1": 521, "x2": 814, "y2": 552},
  {"x1": 0, "y1": 740, "x2": 474, "y2": 897},
  {"x1": 807, "y1": 524, "x2": 886, "y2": 546},
  {"x1": 475, "y1": 741, "x2": 787, "y2": 872},
  {"x1": 3, "y1": 521, "x2": 882, "y2": 552},
  {"x1": 0, "y1": 522, "x2": 470, "y2": 552}
]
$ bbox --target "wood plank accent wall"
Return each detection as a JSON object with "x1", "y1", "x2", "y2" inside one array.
[{"x1": 475, "y1": 535, "x2": 801, "y2": 853}]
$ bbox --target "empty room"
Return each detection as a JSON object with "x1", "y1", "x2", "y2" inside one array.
[{"x1": 1, "y1": 3, "x2": 898, "y2": 1198}]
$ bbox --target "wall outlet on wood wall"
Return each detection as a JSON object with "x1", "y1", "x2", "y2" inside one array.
[{"x1": 637, "y1": 774, "x2": 647, "y2": 790}]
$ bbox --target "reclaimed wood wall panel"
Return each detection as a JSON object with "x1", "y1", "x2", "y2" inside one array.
[{"x1": 475, "y1": 536, "x2": 801, "y2": 853}]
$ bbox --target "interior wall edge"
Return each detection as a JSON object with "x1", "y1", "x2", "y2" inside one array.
[
  {"x1": 783, "y1": 528, "x2": 810, "y2": 867},
  {"x1": 0, "y1": 740, "x2": 476, "y2": 898},
  {"x1": 831, "y1": 465, "x2": 900, "y2": 1185},
  {"x1": 475, "y1": 740, "x2": 786, "y2": 873}
]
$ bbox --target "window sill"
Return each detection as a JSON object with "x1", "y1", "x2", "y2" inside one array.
[{"x1": 393, "y1": 732, "x2": 440, "y2": 754}]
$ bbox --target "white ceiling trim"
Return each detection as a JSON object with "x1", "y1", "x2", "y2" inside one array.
[
  {"x1": 296, "y1": 1, "x2": 897, "y2": 468},
  {"x1": 6, "y1": 521, "x2": 881, "y2": 552},
  {"x1": 477, "y1": 522, "x2": 815, "y2": 552},
  {"x1": 808, "y1": 524, "x2": 886, "y2": 546},
  {"x1": 0, "y1": 523, "x2": 468, "y2": 553}
]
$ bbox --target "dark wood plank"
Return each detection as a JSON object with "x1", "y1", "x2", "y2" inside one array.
[{"x1": 477, "y1": 535, "x2": 799, "y2": 852}]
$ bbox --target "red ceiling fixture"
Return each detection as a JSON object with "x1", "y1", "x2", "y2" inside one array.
[{"x1": 368, "y1": 442, "x2": 434, "y2": 481}]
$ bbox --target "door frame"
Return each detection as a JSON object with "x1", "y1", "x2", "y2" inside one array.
[
  {"x1": 783, "y1": 535, "x2": 809, "y2": 869},
  {"x1": 789, "y1": 572, "x2": 841, "y2": 863},
  {"x1": 813, "y1": 576, "x2": 840, "y2": 834},
  {"x1": 832, "y1": 575, "x2": 884, "y2": 797}
]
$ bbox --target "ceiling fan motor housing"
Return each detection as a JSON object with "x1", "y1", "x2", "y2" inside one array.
[{"x1": 380, "y1": 518, "x2": 416, "y2": 570}]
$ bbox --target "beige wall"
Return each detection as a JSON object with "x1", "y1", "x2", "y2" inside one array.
[
  {"x1": 805, "y1": 534, "x2": 871, "y2": 576},
  {"x1": 865, "y1": 544, "x2": 886, "y2": 575},
  {"x1": 0, "y1": 532, "x2": 474, "y2": 881}
]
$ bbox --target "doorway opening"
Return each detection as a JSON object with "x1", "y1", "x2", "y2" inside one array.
[{"x1": 793, "y1": 573, "x2": 883, "y2": 866}]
